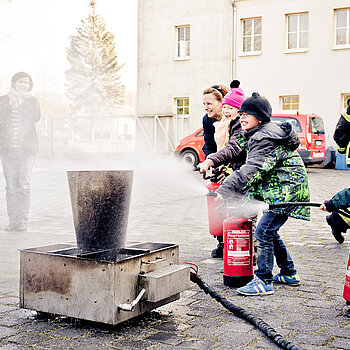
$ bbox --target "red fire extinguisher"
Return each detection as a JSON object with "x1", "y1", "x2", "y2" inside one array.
[
  {"x1": 206, "y1": 181, "x2": 224, "y2": 237},
  {"x1": 343, "y1": 251, "x2": 350, "y2": 303},
  {"x1": 223, "y1": 216, "x2": 253, "y2": 287}
]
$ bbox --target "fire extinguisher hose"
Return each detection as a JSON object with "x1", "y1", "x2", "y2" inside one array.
[{"x1": 189, "y1": 271, "x2": 304, "y2": 350}]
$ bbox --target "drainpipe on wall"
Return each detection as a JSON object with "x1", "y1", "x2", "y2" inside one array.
[{"x1": 231, "y1": 0, "x2": 237, "y2": 79}]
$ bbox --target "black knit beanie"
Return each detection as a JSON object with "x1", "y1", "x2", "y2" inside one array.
[{"x1": 238, "y1": 92, "x2": 272, "y2": 123}]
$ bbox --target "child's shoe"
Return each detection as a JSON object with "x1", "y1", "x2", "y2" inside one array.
[
  {"x1": 272, "y1": 273, "x2": 300, "y2": 286},
  {"x1": 326, "y1": 214, "x2": 345, "y2": 244},
  {"x1": 211, "y1": 242, "x2": 223, "y2": 258},
  {"x1": 237, "y1": 275, "x2": 274, "y2": 296}
]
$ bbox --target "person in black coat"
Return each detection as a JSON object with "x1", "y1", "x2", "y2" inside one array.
[
  {"x1": 202, "y1": 84, "x2": 229, "y2": 157},
  {"x1": 0, "y1": 72, "x2": 41, "y2": 231}
]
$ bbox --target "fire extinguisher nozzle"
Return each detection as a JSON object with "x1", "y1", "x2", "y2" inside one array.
[{"x1": 207, "y1": 189, "x2": 217, "y2": 197}]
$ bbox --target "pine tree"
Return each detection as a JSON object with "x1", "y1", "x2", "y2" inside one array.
[{"x1": 65, "y1": 1, "x2": 125, "y2": 117}]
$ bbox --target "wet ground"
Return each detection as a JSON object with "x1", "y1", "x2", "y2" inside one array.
[{"x1": 0, "y1": 155, "x2": 349, "y2": 349}]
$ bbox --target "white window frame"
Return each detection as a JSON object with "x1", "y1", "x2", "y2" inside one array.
[
  {"x1": 174, "y1": 97, "x2": 190, "y2": 118},
  {"x1": 241, "y1": 17, "x2": 262, "y2": 56},
  {"x1": 175, "y1": 25, "x2": 190, "y2": 60},
  {"x1": 280, "y1": 95, "x2": 300, "y2": 113},
  {"x1": 334, "y1": 8, "x2": 350, "y2": 49},
  {"x1": 341, "y1": 93, "x2": 350, "y2": 111},
  {"x1": 285, "y1": 13, "x2": 309, "y2": 53}
]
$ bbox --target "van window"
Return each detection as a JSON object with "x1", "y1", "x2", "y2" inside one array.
[
  {"x1": 310, "y1": 117, "x2": 325, "y2": 134},
  {"x1": 271, "y1": 117, "x2": 302, "y2": 132}
]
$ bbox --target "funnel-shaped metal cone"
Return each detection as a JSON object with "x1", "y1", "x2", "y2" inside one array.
[{"x1": 67, "y1": 170, "x2": 134, "y2": 253}]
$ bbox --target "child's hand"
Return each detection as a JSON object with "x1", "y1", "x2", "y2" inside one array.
[
  {"x1": 319, "y1": 203, "x2": 328, "y2": 212},
  {"x1": 198, "y1": 159, "x2": 214, "y2": 174},
  {"x1": 215, "y1": 193, "x2": 224, "y2": 202}
]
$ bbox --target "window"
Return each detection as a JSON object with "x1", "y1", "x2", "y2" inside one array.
[
  {"x1": 286, "y1": 13, "x2": 308, "y2": 51},
  {"x1": 175, "y1": 98, "x2": 189, "y2": 116},
  {"x1": 280, "y1": 95, "x2": 299, "y2": 111},
  {"x1": 176, "y1": 25, "x2": 190, "y2": 59},
  {"x1": 335, "y1": 9, "x2": 350, "y2": 47},
  {"x1": 271, "y1": 117, "x2": 302, "y2": 132},
  {"x1": 241, "y1": 18, "x2": 262, "y2": 54},
  {"x1": 341, "y1": 93, "x2": 350, "y2": 110}
]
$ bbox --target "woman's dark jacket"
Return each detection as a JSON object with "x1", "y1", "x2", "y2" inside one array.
[
  {"x1": 202, "y1": 114, "x2": 217, "y2": 157},
  {"x1": 208, "y1": 116, "x2": 246, "y2": 171},
  {"x1": 0, "y1": 95, "x2": 41, "y2": 156},
  {"x1": 216, "y1": 122, "x2": 310, "y2": 220}
]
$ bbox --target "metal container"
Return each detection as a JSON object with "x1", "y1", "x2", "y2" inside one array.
[
  {"x1": 67, "y1": 170, "x2": 133, "y2": 253},
  {"x1": 19, "y1": 170, "x2": 190, "y2": 325},
  {"x1": 20, "y1": 242, "x2": 190, "y2": 325}
]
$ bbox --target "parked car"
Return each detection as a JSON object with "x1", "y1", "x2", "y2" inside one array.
[
  {"x1": 174, "y1": 113, "x2": 326, "y2": 166},
  {"x1": 174, "y1": 127, "x2": 206, "y2": 165}
]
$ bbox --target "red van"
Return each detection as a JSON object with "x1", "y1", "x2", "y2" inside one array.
[
  {"x1": 174, "y1": 114, "x2": 326, "y2": 166},
  {"x1": 271, "y1": 114, "x2": 326, "y2": 165}
]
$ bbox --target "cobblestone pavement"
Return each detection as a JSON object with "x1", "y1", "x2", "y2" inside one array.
[{"x1": 0, "y1": 154, "x2": 349, "y2": 350}]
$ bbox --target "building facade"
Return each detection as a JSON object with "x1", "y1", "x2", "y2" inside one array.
[{"x1": 137, "y1": 0, "x2": 350, "y2": 151}]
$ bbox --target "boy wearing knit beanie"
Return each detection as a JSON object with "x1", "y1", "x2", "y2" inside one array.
[{"x1": 215, "y1": 92, "x2": 310, "y2": 296}]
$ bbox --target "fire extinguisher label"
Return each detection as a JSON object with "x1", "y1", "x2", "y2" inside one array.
[{"x1": 226, "y1": 229, "x2": 251, "y2": 266}]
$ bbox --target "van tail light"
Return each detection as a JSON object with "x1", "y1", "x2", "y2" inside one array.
[{"x1": 306, "y1": 133, "x2": 312, "y2": 144}]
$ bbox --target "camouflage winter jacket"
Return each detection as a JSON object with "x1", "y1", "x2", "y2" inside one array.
[{"x1": 216, "y1": 122, "x2": 310, "y2": 221}]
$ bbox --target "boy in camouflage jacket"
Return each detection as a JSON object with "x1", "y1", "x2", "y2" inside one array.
[{"x1": 215, "y1": 93, "x2": 310, "y2": 296}]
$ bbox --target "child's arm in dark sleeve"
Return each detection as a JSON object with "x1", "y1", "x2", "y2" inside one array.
[
  {"x1": 215, "y1": 140, "x2": 277, "y2": 199},
  {"x1": 326, "y1": 188, "x2": 350, "y2": 210},
  {"x1": 208, "y1": 134, "x2": 244, "y2": 167}
]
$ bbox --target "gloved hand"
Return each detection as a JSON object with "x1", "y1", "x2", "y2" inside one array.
[{"x1": 319, "y1": 200, "x2": 336, "y2": 212}]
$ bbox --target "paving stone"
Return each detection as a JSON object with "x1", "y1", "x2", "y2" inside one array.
[
  {"x1": 328, "y1": 336, "x2": 350, "y2": 349},
  {"x1": 0, "y1": 326, "x2": 19, "y2": 339},
  {"x1": 47, "y1": 326, "x2": 91, "y2": 339},
  {"x1": 111, "y1": 337, "x2": 156, "y2": 350},
  {"x1": 33, "y1": 337, "x2": 81, "y2": 349},
  {"x1": 288, "y1": 332, "x2": 331, "y2": 347},
  {"x1": 6, "y1": 331, "x2": 50, "y2": 346},
  {"x1": 15, "y1": 320, "x2": 61, "y2": 333},
  {"x1": 144, "y1": 331, "x2": 185, "y2": 346},
  {"x1": 175, "y1": 338, "x2": 217, "y2": 349}
]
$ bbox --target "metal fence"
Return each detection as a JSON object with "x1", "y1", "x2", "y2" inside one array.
[{"x1": 37, "y1": 115, "x2": 191, "y2": 156}]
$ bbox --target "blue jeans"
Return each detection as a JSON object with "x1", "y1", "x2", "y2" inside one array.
[
  {"x1": 1, "y1": 154, "x2": 35, "y2": 224},
  {"x1": 254, "y1": 212, "x2": 296, "y2": 284}
]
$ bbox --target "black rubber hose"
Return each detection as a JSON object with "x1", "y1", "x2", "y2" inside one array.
[
  {"x1": 269, "y1": 202, "x2": 350, "y2": 219},
  {"x1": 269, "y1": 202, "x2": 322, "y2": 209},
  {"x1": 190, "y1": 271, "x2": 304, "y2": 350}
]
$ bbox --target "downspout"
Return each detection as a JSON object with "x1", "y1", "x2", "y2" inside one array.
[{"x1": 231, "y1": 0, "x2": 237, "y2": 79}]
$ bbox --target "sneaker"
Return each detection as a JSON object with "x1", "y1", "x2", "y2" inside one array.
[
  {"x1": 326, "y1": 215, "x2": 345, "y2": 244},
  {"x1": 237, "y1": 275, "x2": 274, "y2": 296},
  {"x1": 211, "y1": 242, "x2": 223, "y2": 258},
  {"x1": 16, "y1": 223, "x2": 27, "y2": 232},
  {"x1": 4, "y1": 223, "x2": 18, "y2": 231},
  {"x1": 272, "y1": 273, "x2": 300, "y2": 286}
]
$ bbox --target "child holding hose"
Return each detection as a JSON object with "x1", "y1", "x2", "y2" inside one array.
[
  {"x1": 320, "y1": 188, "x2": 350, "y2": 244},
  {"x1": 215, "y1": 92, "x2": 310, "y2": 296}
]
